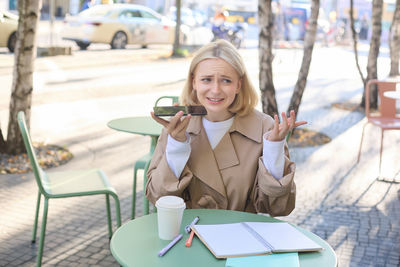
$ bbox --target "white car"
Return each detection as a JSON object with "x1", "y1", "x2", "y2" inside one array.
[
  {"x1": 62, "y1": 4, "x2": 190, "y2": 50},
  {"x1": 0, "y1": 11, "x2": 18, "y2": 52}
]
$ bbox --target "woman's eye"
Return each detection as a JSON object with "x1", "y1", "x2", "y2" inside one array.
[
  {"x1": 201, "y1": 78, "x2": 211, "y2": 82},
  {"x1": 223, "y1": 79, "x2": 232, "y2": 83}
]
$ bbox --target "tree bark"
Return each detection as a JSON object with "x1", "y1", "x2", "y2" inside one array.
[
  {"x1": 361, "y1": 0, "x2": 383, "y2": 109},
  {"x1": 258, "y1": 0, "x2": 278, "y2": 117},
  {"x1": 286, "y1": 0, "x2": 319, "y2": 116},
  {"x1": 389, "y1": 0, "x2": 400, "y2": 77},
  {"x1": 0, "y1": 123, "x2": 6, "y2": 153},
  {"x1": 6, "y1": 0, "x2": 41, "y2": 154},
  {"x1": 172, "y1": 0, "x2": 181, "y2": 56},
  {"x1": 349, "y1": 0, "x2": 366, "y2": 86}
]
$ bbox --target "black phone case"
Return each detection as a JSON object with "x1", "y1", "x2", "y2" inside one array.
[{"x1": 153, "y1": 106, "x2": 207, "y2": 116}]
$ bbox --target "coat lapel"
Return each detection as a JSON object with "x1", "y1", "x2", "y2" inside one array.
[
  {"x1": 185, "y1": 111, "x2": 264, "y2": 199},
  {"x1": 213, "y1": 112, "x2": 263, "y2": 170},
  {"x1": 213, "y1": 131, "x2": 239, "y2": 170},
  {"x1": 187, "y1": 117, "x2": 227, "y2": 199}
]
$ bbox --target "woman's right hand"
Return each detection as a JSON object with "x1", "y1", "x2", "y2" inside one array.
[{"x1": 151, "y1": 111, "x2": 192, "y2": 142}]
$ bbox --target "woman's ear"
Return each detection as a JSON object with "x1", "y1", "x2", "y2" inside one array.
[
  {"x1": 236, "y1": 78, "x2": 242, "y2": 94},
  {"x1": 192, "y1": 76, "x2": 196, "y2": 91}
]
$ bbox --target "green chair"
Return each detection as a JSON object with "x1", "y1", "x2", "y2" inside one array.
[
  {"x1": 17, "y1": 111, "x2": 121, "y2": 267},
  {"x1": 131, "y1": 96, "x2": 179, "y2": 219}
]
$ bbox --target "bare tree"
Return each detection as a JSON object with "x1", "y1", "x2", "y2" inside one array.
[
  {"x1": 258, "y1": 0, "x2": 278, "y2": 117},
  {"x1": 172, "y1": 0, "x2": 182, "y2": 57},
  {"x1": 349, "y1": 0, "x2": 367, "y2": 86},
  {"x1": 389, "y1": 0, "x2": 400, "y2": 77},
  {"x1": 361, "y1": 0, "x2": 383, "y2": 109},
  {"x1": 286, "y1": 0, "x2": 320, "y2": 116},
  {"x1": 0, "y1": 0, "x2": 41, "y2": 154}
]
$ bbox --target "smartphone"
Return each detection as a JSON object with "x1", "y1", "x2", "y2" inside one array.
[{"x1": 153, "y1": 105, "x2": 207, "y2": 117}]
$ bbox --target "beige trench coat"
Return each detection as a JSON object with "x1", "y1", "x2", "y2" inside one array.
[{"x1": 146, "y1": 110, "x2": 296, "y2": 216}]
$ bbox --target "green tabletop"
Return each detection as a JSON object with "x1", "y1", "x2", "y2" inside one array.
[
  {"x1": 107, "y1": 116, "x2": 163, "y2": 137},
  {"x1": 107, "y1": 116, "x2": 163, "y2": 153},
  {"x1": 110, "y1": 209, "x2": 337, "y2": 267}
]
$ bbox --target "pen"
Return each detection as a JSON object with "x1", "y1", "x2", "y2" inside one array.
[
  {"x1": 158, "y1": 233, "x2": 183, "y2": 257},
  {"x1": 185, "y1": 230, "x2": 195, "y2": 247},
  {"x1": 185, "y1": 216, "x2": 200, "y2": 233}
]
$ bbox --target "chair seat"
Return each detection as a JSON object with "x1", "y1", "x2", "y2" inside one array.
[
  {"x1": 45, "y1": 169, "x2": 116, "y2": 197},
  {"x1": 369, "y1": 117, "x2": 400, "y2": 130}
]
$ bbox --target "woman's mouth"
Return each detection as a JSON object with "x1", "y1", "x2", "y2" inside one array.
[{"x1": 206, "y1": 97, "x2": 224, "y2": 104}]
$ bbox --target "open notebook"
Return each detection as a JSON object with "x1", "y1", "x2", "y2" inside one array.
[{"x1": 191, "y1": 222, "x2": 323, "y2": 259}]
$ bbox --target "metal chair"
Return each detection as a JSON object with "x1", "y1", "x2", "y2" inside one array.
[
  {"x1": 17, "y1": 111, "x2": 121, "y2": 267},
  {"x1": 357, "y1": 79, "x2": 400, "y2": 178},
  {"x1": 131, "y1": 96, "x2": 179, "y2": 219}
]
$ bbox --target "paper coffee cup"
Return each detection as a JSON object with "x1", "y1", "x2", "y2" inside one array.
[{"x1": 155, "y1": 196, "x2": 186, "y2": 240}]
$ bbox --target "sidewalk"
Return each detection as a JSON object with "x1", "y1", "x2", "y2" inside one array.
[{"x1": 0, "y1": 46, "x2": 399, "y2": 267}]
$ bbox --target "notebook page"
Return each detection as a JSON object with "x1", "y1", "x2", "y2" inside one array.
[
  {"x1": 245, "y1": 222, "x2": 323, "y2": 252},
  {"x1": 193, "y1": 223, "x2": 271, "y2": 258}
]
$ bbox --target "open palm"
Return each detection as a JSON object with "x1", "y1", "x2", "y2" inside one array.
[{"x1": 268, "y1": 110, "x2": 307, "y2": 142}]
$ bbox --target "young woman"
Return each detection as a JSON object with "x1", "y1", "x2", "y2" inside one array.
[{"x1": 146, "y1": 39, "x2": 306, "y2": 216}]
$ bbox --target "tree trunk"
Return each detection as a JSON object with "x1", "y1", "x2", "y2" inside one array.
[
  {"x1": 389, "y1": 0, "x2": 400, "y2": 77},
  {"x1": 349, "y1": 0, "x2": 366, "y2": 86},
  {"x1": 172, "y1": 0, "x2": 181, "y2": 56},
  {"x1": 6, "y1": 0, "x2": 41, "y2": 154},
  {"x1": 259, "y1": 0, "x2": 278, "y2": 117},
  {"x1": 286, "y1": 0, "x2": 319, "y2": 116},
  {"x1": 0, "y1": 123, "x2": 6, "y2": 153},
  {"x1": 361, "y1": 0, "x2": 383, "y2": 109}
]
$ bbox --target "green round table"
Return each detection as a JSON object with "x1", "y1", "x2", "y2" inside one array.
[
  {"x1": 107, "y1": 116, "x2": 163, "y2": 153},
  {"x1": 110, "y1": 209, "x2": 337, "y2": 267},
  {"x1": 107, "y1": 116, "x2": 163, "y2": 216}
]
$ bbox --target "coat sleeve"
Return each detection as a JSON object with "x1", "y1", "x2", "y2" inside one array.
[
  {"x1": 145, "y1": 129, "x2": 193, "y2": 205},
  {"x1": 251, "y1": 130, "x2": 296, "y2": 216}
]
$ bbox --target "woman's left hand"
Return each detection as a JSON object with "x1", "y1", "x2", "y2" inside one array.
[{"x1": 267, "y1": 110, "x2": 307, "y2": 142}]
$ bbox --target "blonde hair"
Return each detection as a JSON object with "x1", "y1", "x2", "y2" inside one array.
[{"x1": 180, "y1": 39, "x2": 258, "y2": 117}]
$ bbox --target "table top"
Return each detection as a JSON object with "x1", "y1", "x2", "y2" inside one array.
[
  {"x1": 110, "y1": 209, "x2": 337, "y2": 267},
  {"x1": 383, "y1": 91, "x2": 400, "y2": 100},
  {"x1": 107, "y1": 116, "x2": 163, "y2": 137}
]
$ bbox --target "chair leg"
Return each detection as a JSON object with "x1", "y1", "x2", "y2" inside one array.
[
  {"x1": 36, "y1": 198, "x2": 49, "y2": 267},
  {"x1": 379, "y1": 130, "x2": 384, "y2": 177},
  {"x1": 110, "y1": 192, "x2": 122, "y2": 228},
  {"x1": 357, "y1": 122, "x2": 368, "y2": 163},
  {"x1": 131, "y1": 166, "x2": 138, "y2": 220},
  {"x1": 106, "y1": 194, "x2": 112, "y2": 239},
  {"x1": 32, "y1": 191, "x2": 41, "y2": 243},
  {"x1": 143, "y1": 160, "x2": 151, "y2": 215}
]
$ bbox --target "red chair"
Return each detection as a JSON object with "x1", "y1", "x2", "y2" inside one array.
[{"x1": 357, "y1": 79, "x2": 400, "y2": 178}]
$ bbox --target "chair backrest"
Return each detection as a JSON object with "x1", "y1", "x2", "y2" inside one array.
[
  {"x1": 17, "y1": 111, "x2": 50, "y2": 196},
  {"x1": 154, "y1": 96, "x2": 179, "y2": 107},
  {"x1": 365, "y1": 79, "x2": 398, "y2": 119}
]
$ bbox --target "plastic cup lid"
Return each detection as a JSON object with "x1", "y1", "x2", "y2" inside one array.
[{"x1": 156, "y1": 196, "x2": 185, "y2": 209}]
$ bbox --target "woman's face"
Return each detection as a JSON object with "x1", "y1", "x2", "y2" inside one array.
[{"x1": 192, "y1": 58, "x2": 241, "y2": 122}]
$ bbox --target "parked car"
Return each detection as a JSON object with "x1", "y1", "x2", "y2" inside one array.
[
  {"x1": 0, "y1": 10, "x2": 18, "y2": 52},
  {"x1": 62, "y1": 4, "x2": 190, "y2": 50}
]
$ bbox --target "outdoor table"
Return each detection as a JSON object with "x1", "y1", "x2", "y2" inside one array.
[
  {"x1": 383, "y1": 91, "x2": 400, "y2": 100},
  {"x1": 107, "y1": 116, "x2": 163, "y2": 215},
  {"x1": 110, "y1": 209, "x2": 337, "y2": 267}
]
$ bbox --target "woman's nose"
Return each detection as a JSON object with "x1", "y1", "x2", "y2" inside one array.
[{"x1": 210, "y1": 80, "x2": 220, "y2": 92}]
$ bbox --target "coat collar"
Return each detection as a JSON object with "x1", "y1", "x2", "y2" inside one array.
[
  {"x1": 186, "y1": 110, "x2": 263, "y2": 199},
  {"x1": 187, "y1": 111, "x2": 263, "y2": 144}
]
